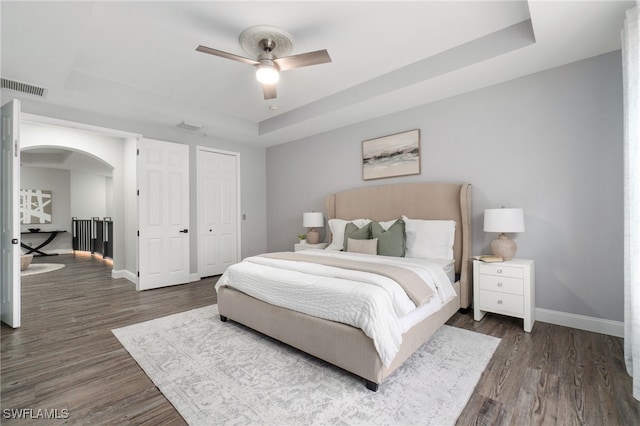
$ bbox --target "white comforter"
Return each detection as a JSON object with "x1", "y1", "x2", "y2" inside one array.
[{"x1": 215, "y1": 250, "x2": 456, "y2": 367}]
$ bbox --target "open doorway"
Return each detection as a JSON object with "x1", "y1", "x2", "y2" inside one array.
[
  {"x1": 20, "y1": 147, "x2": 114, "y2": 267},
  {"x1": 19, "y1": 116, "x2": 140, "y2": 283}
]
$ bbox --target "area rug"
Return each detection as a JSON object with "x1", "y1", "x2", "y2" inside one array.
[
  {"x1": 112, "y1": 305, "x2": 500, "y2": 426},
  {"x1": 21, "y1": 263, "x2": 65, "y2": 276}
]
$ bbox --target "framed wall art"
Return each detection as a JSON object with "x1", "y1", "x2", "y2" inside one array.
[
  {"x1": 362, "y1": 129, "x2": 421, "y2": 180},
  {"x1": 20, "y1": 189, "x2": 52, "y2": 224}
]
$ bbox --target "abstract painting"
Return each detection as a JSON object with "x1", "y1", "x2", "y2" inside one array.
[
  {"x1": 20, "y1": 189, "x2": 52, "y2": 224},
  {"x1": 362, "y1": 129, "x2": 421, "y2": 180}
]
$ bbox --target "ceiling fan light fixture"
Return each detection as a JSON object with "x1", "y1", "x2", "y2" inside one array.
[{"x1": 256, "y1": 63, "x2": 279, "y2": 84}]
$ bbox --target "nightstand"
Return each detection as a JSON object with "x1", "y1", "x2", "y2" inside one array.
[
  {"x1": 294, "y1": 242, "x2": 329, "y2": 252},
  {"x1": 473, "y1": 258, "x2": 535, "y2": 332}
]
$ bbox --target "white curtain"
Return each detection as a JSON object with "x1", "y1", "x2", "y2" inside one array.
[{"x1": 624, "y1": 4, "x2": 640, "y2": 401}]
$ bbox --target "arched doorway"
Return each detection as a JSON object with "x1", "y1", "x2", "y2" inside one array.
[
  {"x1": 20, "y1": 146, "x2": 114, "y2": 261},
  {"x1": 19, "y1": 116, "x2": 141, "y2": 278}
]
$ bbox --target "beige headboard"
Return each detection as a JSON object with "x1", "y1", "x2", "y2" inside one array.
[{"x1": 325, "y1": 182, "x2": 473, "y2": 309}]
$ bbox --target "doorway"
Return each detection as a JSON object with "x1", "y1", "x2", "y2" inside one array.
[{"x1": 21, "y1": 147, "x2": 114, "y2": 260}]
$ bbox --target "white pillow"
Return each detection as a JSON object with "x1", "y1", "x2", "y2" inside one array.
[
  {"x1": 326, "y1": 218, "x2": 371, "y2": 250},
  {"x1": 402, "y1": 216, "x2": 456, "y2": 260}
]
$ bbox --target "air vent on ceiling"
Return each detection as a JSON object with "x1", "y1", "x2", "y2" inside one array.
[
  {"x1": 1, "y1": 77, "x2": 48, "y2": 97},
  {"x1": 177, "y1": 120, "x2": 204, "y2": 131}
]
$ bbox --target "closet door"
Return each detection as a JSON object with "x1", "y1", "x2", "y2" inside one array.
[
  {"x1": 197, "y1": 148, "x2": 239, "y2": 277},
  {"x1": 137, "y1": 138, "x2": 189, "y2": 290}
]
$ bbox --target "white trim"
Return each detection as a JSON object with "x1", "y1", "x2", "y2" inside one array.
[
  {"x1": 190, "y1": 273, "x2": 201, "y2": 282},
  {"x1": 196, "y1": 146, "x2": 241, "y2": 278},
  {"x1": 536, "y1": 307, "x2": 624, "y2": 338},
  {"x1": 21, "y1": 113, "x2": 142, "y2": 139},
  {"x1": 112, "y1": 269, "x2": 137, "y2": 284}
]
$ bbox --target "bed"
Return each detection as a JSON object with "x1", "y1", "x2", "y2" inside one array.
[{"x1": 216, "y1": 182, "x2": 472, "y2": 391}]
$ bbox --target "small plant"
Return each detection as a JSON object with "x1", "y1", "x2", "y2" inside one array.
[{"x1": 298, "y1": 234, "x2": 307, "y2": 241}]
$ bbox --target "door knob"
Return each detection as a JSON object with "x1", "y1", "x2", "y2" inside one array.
[{"x1": 179, "y1": 229, "x2": 189, "y2": 233}]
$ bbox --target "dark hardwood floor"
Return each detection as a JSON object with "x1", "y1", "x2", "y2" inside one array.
[{"x1": 1, "y1": 254, "x2": 638, "y2": 425}]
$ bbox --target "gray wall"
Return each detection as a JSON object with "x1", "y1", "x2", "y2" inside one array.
[{"x1": 266, "y1": 51, "x2": 624, "y2": 322}]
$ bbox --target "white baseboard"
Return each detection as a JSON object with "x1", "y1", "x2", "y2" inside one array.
[
  {"x1": 112, "y1": 269, "x2": 137, "y2": 284},
  {"x1": 110, "y1": 271, "x2": 200, "y2": 285},
  {"x1": 535, "y1": 308, "x2": 623, "y2": 338}
]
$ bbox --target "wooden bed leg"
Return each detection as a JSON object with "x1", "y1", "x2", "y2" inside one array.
[
  {"x1": 365, "y1": 380, "x2": 379, "y2": 392},
  {"x1": 220, "y1": 315, "x2": 228, "y2": 322}
]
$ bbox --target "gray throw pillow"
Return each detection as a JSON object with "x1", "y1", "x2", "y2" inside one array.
[
  {"x1": 343, "y1": 222, "x2": 371, "y2": 251},
  {"x1": 371, "y1": 219, "x2": 406, "y2": 257}
]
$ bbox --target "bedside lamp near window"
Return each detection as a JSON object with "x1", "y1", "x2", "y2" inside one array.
[
  {"x1": 303, "y1": 212, "x2": 324, "y2": 244},
  {"x1": 484, "y1": 208, "x2": 525, "y2": 261}
]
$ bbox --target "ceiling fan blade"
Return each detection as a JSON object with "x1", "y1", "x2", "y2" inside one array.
[
  {"x1": 262, "y1": 83, "x2": 277, "y2": 100},
  {"x1": 196, "y1": 45, "x2": 258, "y2": 66},
  {"x1": 273, "y1": 49, "x2": 331, "y2": 71}
]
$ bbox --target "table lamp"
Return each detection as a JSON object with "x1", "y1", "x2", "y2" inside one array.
[
  {"x1": 483, "y1": 208, "x2": 525, "y2": 261},
  {"x1": 303, "y1": 212, "x2": 324, "y2": 244}
]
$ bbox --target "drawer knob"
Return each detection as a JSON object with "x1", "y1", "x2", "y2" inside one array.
[
  {"x1": 497, "y1": 282, "x2": 503, "y2": 287},
  {"x1": 497, "y1": 269, "x2": 503, "y2": 274},
  {"x1": 497, "y1": 300, "x2": 503, "y2": 304}
]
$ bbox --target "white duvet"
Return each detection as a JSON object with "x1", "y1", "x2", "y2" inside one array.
[{"x1": 215, "y1": 250, "x2": 456, "y2": 367}]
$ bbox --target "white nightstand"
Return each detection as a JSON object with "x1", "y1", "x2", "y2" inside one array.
[
  {"x1": 473, "y1": 258, "x2": 535, "y2": 332},
  {"x1": 294, "y1": 242, "x2": 329, "y2": 252}
]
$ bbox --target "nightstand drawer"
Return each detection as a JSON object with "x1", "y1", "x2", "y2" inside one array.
[
  {"x1": 477, "y1": 263, "x2": 524, "y2": 279},
  {"x1": 479, "y1": 290, "x2": 524, "y2": 316},
  {"x1": 478, "y1": 274, "x2": 524, "y2": 295}
]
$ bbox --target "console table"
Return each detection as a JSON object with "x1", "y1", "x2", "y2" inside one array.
[{"x1": 20, "y1": 230, "x2": 67, "y2": 256}]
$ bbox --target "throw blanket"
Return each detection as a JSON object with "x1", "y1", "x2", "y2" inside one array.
[
  {"x1": 216, "y1": 252, "x2": 447, "y2": 367},
  {"x1": 259, "y1": 252, "x2": 435, "y2": 306}
]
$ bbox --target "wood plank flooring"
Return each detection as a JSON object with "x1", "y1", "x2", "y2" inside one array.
[{"x1": 2, "y1": 254, "x2": 639, "y2": 425}]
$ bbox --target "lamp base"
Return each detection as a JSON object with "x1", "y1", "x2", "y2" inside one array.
[
  {"x1": 490, "y1": 233, "x2": 517, "y2": 261},
  {"x1": 307, "y1": 229, "x2": 320, "y2": 244}
]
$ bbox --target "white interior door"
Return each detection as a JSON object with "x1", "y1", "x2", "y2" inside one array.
[
  {"x1": 1, "y1": 99, "x2": 21, "y2": 327},
  {"x1": 137, "y1": 138, "x2": 189, "y2": 290},
  {"x1": 197, "y1": 148, "x2": 239, "y2": 277}
]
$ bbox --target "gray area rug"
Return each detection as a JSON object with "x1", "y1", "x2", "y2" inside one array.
[
  {"x1": 21, "y1": 263, "x2": 65, "y2": 276},
  {"x1": 113, "y1": 305, "x2": 500, "y2": 426}
]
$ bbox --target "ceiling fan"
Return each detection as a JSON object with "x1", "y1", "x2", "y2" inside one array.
[{"x1": 196, "y1": 25, "x2": 331, "y2": 100}]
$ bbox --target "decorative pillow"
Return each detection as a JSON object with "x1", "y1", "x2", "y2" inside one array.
[
  {"x1": 402, "y1": 216, "x2": 456, "y2": 260},
  {"x1": 326, "y1": 218, "x2": 371, "y2": 250},
  {"x1": 346, "y1": 238, "x2": 378, "y2": 255},
  {"x1": 378, "y1": 219, "x2": 398, "y2": 231},
  {"x1": 343, "y1": 222, "x2": 372, "y2": 251},
  {"x1": 371, "y1": 219, "x2": 406, "y2": 257}
]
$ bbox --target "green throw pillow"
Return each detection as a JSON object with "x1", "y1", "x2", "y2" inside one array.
[
  {"x1": 371, "y1": 219, "x2": 406, "y2": 257},
  {"x1": 343, "y1": 222, "x2": 371, "y2": 251}
]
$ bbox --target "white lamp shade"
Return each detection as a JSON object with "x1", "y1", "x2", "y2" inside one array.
[
  {"x1": 484, "y1": 208, "x2": 525, "y2": 233},
  {"x1": 303, "y1": 212, "x2": 324, "y2": 228}
]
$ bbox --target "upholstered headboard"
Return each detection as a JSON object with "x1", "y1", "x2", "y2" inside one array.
[{"x1": 325, "y1": 182, "x2": 472, "y2": 309}]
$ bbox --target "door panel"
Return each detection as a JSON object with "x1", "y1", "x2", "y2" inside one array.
[
  {"x1": 197, "y1": 148, "x2": 239, "y2": 277},
  {"x1": 1, "y1": 99, "x2": 21, "y2": 327},
  {"x1": 138, "y1": 139, "x2": 189, "y2": 290}
]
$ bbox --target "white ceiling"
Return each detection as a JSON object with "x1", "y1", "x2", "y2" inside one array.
[{"x1": 1, "y1": 1, "x2": 634, "y2": 148}]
